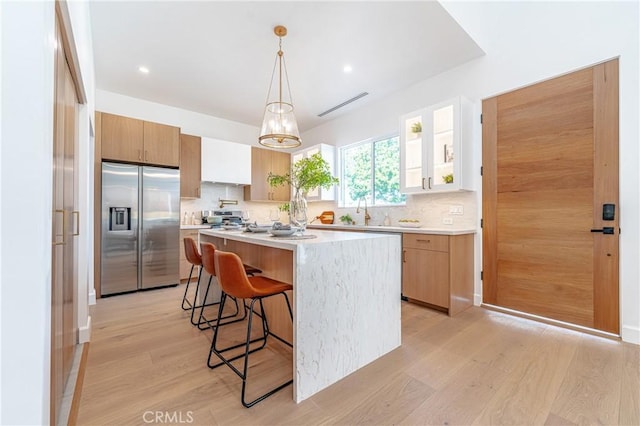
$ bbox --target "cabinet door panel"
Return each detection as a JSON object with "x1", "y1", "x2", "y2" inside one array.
[
  {"x1": 271, "y1": 150, "x2": 292, "y2": 201},
  {"x1": 244, "y1": 147, "x2": 270, "y2": 201},
  {"x1": 143, "y1": 121, "x2": 180, "y2": 167},
  {"x1": 101, "y1": 113, "x2": 143, "y2": 162},
  {"x1": 402, "y1": 248, "x2": 450, "y2": 308},
  {"x1": 180, "y1": 134, "x2": 201, "y2": 198}
]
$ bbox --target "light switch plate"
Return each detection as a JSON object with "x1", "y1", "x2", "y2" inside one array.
[{"x1": 442, "y1": 218, "x2": 454, "y2": 225}]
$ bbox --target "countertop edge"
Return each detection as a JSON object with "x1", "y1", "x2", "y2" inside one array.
[
  {"x1": 307, "y1": 224, "x2": 476, "y2": 235},
  {"x1": 181, "y1": 225, "x2": 211, "y2": 230}
]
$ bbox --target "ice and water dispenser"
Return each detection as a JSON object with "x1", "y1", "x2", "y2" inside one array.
[{"x1": 109, "y1": 207, "x2": 131, "y2": 231}]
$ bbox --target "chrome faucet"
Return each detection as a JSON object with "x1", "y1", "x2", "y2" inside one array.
[{"x1": 356, "y1": 197, "x2": 371, "y2": 226}]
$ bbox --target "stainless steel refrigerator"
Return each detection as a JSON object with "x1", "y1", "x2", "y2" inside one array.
[{"x1": 101, "y1": 162, "x2": 180, "y2": 295}]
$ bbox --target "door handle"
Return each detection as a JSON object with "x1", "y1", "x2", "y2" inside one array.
[
  {"x1": 590, "y1": 227, "x2": 615, "y2": 234},
  {"x1": 72, "y1": 211, "x2": 80, "y2": 236}
]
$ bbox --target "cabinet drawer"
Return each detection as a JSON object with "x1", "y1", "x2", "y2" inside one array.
[{"x1": 403, "y1": 233, "x2": 449, "y2": 252}]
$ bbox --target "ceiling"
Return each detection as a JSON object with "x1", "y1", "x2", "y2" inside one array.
[{"x1": 90, "y1": 1, "x2": 484, "y2": 133}]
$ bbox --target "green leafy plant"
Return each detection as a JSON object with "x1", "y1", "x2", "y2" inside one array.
[
  {"x1": 411, "y1": 122, "x2": 422, "y2": 133},
  {"x1": 443, "y1": 173, "x2": 454, "y2": 184},
  {"x1": 278, "y1": 203, "x2": 290, "y2": 213},
  {"x1": 268, "y1": 152, "x2": 339, "y2": 195},
  {"x1": 339, "y1": 214, "x2": 353, "y2": 225}
]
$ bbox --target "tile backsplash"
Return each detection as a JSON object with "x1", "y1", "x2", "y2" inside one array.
[{"x1": 181, "y1": 182, "x2": 477, "y2": 229}]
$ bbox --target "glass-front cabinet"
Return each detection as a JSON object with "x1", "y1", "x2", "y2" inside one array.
[{"x1": 400, "y1": 96, "x2": 473, "y2": 194}]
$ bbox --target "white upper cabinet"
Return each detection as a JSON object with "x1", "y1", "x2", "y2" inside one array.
[
  {"x1": 400, "y1": 96, "x2": 473, "y2": 194},
  {"x1": 200, "y1": 137, "x2": 251, "y2": 185},
  {"x1": 292, "y1": 143, "x2": 336, "y2": 201}
]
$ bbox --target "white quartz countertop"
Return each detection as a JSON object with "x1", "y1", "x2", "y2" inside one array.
[
  {"x1": 200, "y1": 228, "x2": 396, "y2": 251},
  {"x1": 307, "y1": 223, "x2": 476, "y2": 235},
  {"x1": 181, "y1": 224, "x2": 211, "y2": 230}
]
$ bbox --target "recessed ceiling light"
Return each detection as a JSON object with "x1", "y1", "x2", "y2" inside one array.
[
  {"x1": 138, "y1": 66, "x2": 150, "y2": 74},
  {"x1": 343, "y1": 65, "x2": 353, "y2": 74}
]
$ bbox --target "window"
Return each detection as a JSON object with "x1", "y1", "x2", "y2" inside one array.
[{"x1": 340, "y1": 135, "x2": 406, "y2": 207}]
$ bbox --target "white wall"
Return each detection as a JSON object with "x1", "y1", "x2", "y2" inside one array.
[
  {"x1": 1, "y1": 2, "x2": 56, "y2": 424},
  {"x1": 67, "y1": 0, "x2": 96, "y2": 343},
  {"x1": 0, "y1": 0, "x2": 95, "y2": 423},
  {"x1": 96, "y1": 89, "x2": 261, "y2": 145},
  {"x1": 302, "y1": 1, "x2": 639, "y2": 343},
  {"x1": 0, "y1": 1, "x2": 4, "y2": 421}
]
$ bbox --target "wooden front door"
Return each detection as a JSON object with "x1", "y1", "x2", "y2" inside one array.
[{"x1": 482, "y1": 59, "x2": 619, "y2": 334}]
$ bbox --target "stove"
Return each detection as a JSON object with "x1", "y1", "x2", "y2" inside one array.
[{"x1": 202, "y1": 209, "x2": 244, "y2": 225}]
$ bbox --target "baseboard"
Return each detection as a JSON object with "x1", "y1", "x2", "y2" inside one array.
[
  {"x1": 68, "y1": 342, "x2": 90, "y2": 426},
  {"x1": 88, "y1": 287, "x2": 96, "y2": 305},
  {"x1": 79, "y1": 316, "x2": 91, "y2": 343},
  {"x1": 621, "y1": 324, "x2": 640, "y2": 345},
  {"x1": 474, "y1": 293, "x2": 482, "y2": 306}
]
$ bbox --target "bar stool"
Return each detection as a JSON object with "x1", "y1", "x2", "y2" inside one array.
[
  {"x1": 196, "y1": 243, "x2": 260, "y2": 330},
  {"x1": 208, "y1": 250, "x2": 293, "y2": 408},
  {"x1": 181, "y1": 238, "x2": 205, "y2": 326},
  {"x1": 182, "y1": 239, "x2": 261, "y2": 329}
]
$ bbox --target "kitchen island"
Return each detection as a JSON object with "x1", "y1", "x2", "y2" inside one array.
[{"x1": 199, "y1": 228, "x2": 401, "y2": 402}]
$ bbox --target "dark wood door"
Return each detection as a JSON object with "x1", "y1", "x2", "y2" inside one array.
[{"x1": 482, "y1": 59, "x2": 619, "y2": 333}]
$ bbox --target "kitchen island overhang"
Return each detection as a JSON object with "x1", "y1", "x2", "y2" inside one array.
[{"x1": 199, "y1": 228, "x2": 402, "y2": 402}]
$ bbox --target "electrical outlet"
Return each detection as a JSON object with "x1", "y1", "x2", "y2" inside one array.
[
  {"x1": 442, "y1": 217, "x2": 454, "y2": 225},
  {"x1": 449, "y1": 205, "x2": 464, "y2": 215}
]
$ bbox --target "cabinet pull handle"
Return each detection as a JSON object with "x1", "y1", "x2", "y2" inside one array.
[
  {"x1": 138, "y1": 149, "x2": 142, "y2": 160},
  {"x1": 196, "y1": 187, "x2": 200, "y2": 197},
  {"x1": 53, "y1": 209, "x2": 65, "y2": 246},
  {"x1": 72, "y1": 211, "x2": 80, "y2": 236},
  {"x1": 416, "y1": 239, "x2": 431, "y2": 243},
  {"x1": 402, "y1": 249, "x2": 406, "y2": 263},
  {"x1": 428, "y1": 177, "x2": 432, "y2": 189},
  {"x1": 421, "y1": 178, "x2": 425, "y2": 190},
  {"x1": 144, "y1": 150, "x2": 148, "y2": 161}
]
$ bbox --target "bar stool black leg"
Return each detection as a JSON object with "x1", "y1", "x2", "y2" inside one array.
[
  {"x1": 194, "y1": 276, "x2": 247, "y2": 330},
  {"x1": 181, "y1": 264, "x2": 197, "y2": 310}
]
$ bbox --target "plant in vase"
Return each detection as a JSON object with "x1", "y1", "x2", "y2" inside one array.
[
  {"x1": 267, "y1": 153, "x2": 339, "y2": 232},
  {"x1": 410, "y1": 122, "x2": 422, "y2": 136},
  {"x1": 339, "y1": 214, "x2": 354, "y2": 225}
]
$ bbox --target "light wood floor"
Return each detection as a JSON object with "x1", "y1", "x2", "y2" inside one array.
[{"x1": 77, "y1": 285, "x2": 639, "y2": 425}]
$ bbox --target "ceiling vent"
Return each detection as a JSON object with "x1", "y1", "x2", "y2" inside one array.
[{"x1": 317, "y1": 92, "x2": 369, "y2": 117}]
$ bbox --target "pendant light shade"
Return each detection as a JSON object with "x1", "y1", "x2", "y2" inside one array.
[{"x1": 258, "y1": 26, "x2": 302, "y2": 149}]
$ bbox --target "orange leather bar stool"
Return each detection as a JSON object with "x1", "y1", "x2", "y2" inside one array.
[
  {"x1": 181, "y1": 238, "x2": 203, "y2": 316},
  {"x1": 196, "y1": 243, "x2": 254, "y2": 330},
  {"x1": 208, "y1": 250, "x2": 293, "y2": 408}
]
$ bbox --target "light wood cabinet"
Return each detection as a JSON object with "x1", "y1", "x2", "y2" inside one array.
[
  {"x1": 143, "y1": 121, "x2": 180, "y2": 166},
  {"x1": 180, "y1": 134, "x2": 201, "y2": 198},
  {"x1": 180, "y1": 229, "x2": 200, "y2": 281},
  {"x1": 100, "y1": 112, "x2": 180, "y2": 167},
  {"x1": 244, "y1": 147, "x2": 291, "y2": 202},
  {"x1": 402, "y1": 233, "x2": 474, "y2": 315},
  {"x1": 101, "y1": 113, "x2": 144, "y2": 162}
]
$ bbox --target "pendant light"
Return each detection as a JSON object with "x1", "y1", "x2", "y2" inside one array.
[{"x1": 258, "y1": 25, "x2": 301, "y2": 149}]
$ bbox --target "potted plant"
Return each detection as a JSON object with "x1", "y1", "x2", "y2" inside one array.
[
  {"x1": 411, "y1": 122, "x2": 422, "y2": 135},
  {"x1": 267, "y1": 153, "x2": 339, "y2": 229},
  {"x1": 339, "y1": 214, "x2": 354, "y2": 225},
  {"x1": 443, "y1": 173, "x2": 454, "y2": 184}
]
